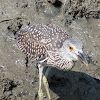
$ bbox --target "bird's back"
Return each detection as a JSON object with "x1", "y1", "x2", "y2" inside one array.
[{"x1": 17, "y1": 24, "x2": 70, "y2": 61}]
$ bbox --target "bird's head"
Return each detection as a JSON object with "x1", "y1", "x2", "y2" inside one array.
[{"x1": 59, "y1": 37, "x2": 88, "y2": 64}]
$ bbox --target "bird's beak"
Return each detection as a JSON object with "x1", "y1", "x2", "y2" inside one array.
[{"x1": 77, "y1": 52, "x2": 88, "y2": 65}]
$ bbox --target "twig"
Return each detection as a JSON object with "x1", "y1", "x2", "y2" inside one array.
[{"x1": 0, "y1": 17, "x2": 27, "y2": 23}]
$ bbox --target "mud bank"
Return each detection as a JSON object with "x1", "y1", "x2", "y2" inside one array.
[{"x1": 0, "y1": 0, "x2": 100, "y2": 100}]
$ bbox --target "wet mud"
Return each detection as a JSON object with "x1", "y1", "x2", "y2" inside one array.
[{"x1": 0, "y1": 0, "x2": 100, "y2": 100}]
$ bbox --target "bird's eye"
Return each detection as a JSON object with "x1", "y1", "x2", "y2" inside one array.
[{"x1": 69, "y1": 46, "x2": 73, "y2": 51}]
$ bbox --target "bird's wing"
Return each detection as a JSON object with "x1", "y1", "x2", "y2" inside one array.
[
  {"x1": 17, "y1": 24, "x2": 70, "y2": 60},
  {"x1": 38, "y1": 24, "x2": 71, "y2": 51},
  {"x1": 17, "y1": 25, "x2": 47, "y2": 60}
]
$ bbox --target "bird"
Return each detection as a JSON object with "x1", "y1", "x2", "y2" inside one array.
[{"x1": 16, "y1": 24, "x2": 88, "y2": 100}]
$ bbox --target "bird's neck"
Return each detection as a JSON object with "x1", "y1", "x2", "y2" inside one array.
[{"x1": 58, "y1": 47, "x2": 73, "y2": 62}]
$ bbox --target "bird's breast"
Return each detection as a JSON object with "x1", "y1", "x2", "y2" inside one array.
[{"x1": 47, "y1": 51, "x2": 73, "y2": 70}]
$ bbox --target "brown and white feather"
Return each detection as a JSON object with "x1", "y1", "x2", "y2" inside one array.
[{"x1": 17, "y1": 24, "x2": 72, "y2": 69}]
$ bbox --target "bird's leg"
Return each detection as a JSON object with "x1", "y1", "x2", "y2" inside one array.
[
  {"x1": 43, "y1": 67, "x2": 51, "y2": 100},
  {"x1": 38, "y1": 64, "x2": 44, "y2": 100}
]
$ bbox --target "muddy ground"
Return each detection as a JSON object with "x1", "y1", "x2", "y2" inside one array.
[{"x1": 0, "y1": 0, "x2": 100, "y2": 100}]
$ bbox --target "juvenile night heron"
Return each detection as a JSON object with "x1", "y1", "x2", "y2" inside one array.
[{"x1": 17, "y1": 24, "x2": 88, "y2": 100}]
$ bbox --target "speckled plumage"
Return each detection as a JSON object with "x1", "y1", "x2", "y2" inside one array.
[
  {"x1": 17, "y1": 24, "x2": 88, "y2": 100},
  {"x1": 17, "y1": 24, "x2": 73, "y2": 70}
]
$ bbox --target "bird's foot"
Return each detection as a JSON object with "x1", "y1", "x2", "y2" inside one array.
[
  {"x1": 43, "y1": 76, "x2": 51, "y2": 100},
  {"x1": 38, "y1": 88, "x2": 44, "y2": 100}
]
